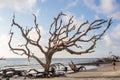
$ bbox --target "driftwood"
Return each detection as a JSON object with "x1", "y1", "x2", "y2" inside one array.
[
  {"x1": 78, "y1": 66, "x2": 86, "y2": 71},
  {"x1": 27, "y1": 69, "x2": 45, "y2": 78},
  {"x1": 49, "y1": 65, "x2": 66, "y2": 77},
  {"x1": 76, "y1": 58, "x2": 114, "y2": 66},
  {"x1": 0, "y1": 68, "x2": 27, "y2": 79},
  {"x1": 69, "y1": 61, "x2": 86, "y2": 72},
  {"x1": 0, "y1": 68, "x2": 66, "y2": 79},
  {"x1": 76, "y1": 62, "x2": 109, "y2": 66},
  {"x1": 51, "y1": 63, "x2": 66, "y2": 71},
  {"x1": 27, "y1": 68, "x2": 65, "y2": 78}
]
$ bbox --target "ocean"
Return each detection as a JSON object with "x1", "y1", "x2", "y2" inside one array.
[{"x1": 0, "y1": 58, "x2": 99, "y2": 71}]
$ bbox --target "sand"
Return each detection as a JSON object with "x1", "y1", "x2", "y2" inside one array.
[{"x1": 11, "y1": 62, "x2": 120, "y2": 80}]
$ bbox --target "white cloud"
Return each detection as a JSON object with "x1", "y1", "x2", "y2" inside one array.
[
  {"x1": 111, "y1": 24, "x2": 120, "y2": 39},
  {"x1": 94, "y1": 15, "x2": 100, "y2": 19},
  {"x1": 0, "y1": 0, "x2": 36, "y2": 11},
  {"x1": 1, "y1": 26, "x2": 46, "y2": 58},
  {"x1": 63, "y1": 11, "x2": 86, "y2": 26},
  {"x1": 99, "y1": 0, "x2": 117, "y2": 14},
  {"x1": 65, "y1": 0, "x2": 79, "y2": 9},
  {"x1": 0, "y1": 34, "x2": 36, "y2": 58},
  {"x1": 110, "y1": 12, "x2": 120, "y2": 20},
  {"x1": 28, "y1": 26, "x2": 45, "y2": 43},
  {"x1": 0, "y1": 34, "x2": 9, "y2": 48},
  {"x1": 0, "y1": 34, "x2": 14, "y2": 58},
  {"x1": 0, "y1": 16, "x2": 3, "y2": 22},
  {"x1": 84, "y1": 0, "x2": 117, "y2": 14},
  {"x1": 84, "y1": 0, "x2": 120, "y2": 20},
  {"x1": 104, "y1": 24, "x2": 120, "y2": 49},
  {"x1": 104, "y1": 35, "x2": 112, "y2": 46},
  {"x1": 7, "y1": 26, "x2": 46, "y2": 58},
  {"x1": 33, "y1": 9, "x2": 40, "y2": 17}
]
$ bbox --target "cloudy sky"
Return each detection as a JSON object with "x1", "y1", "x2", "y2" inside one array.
[{"x1": 0, "y1": 0, "x2": 120, "y2": 58}]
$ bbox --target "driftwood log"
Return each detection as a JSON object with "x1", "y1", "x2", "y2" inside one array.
[
  {"x1": 0, "y1": 68, "x2": 66, "y2": 79},
  {"x1": 27, "y1": 68, "x2": 65, "y2": 78},
  {"x1": 0, "y1": 68, "x2": 27, "y2": 79},
  {"x1": 69, "y1": 61, "x2": 86, "y2": 72}
]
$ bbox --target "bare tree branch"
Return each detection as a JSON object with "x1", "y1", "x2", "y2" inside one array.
[
  {"x1": 9, "y1": 14, "x2": 46, "y2": 68},
  {"x1": 9, "y1": 12, "x2": 112, "y2": 76},
  {"x1": 48, "y1": 13, "x2": 112, "y2": 55},
  {"x1": 11, "y1": 14, "x2": 46, "y2": 54}
]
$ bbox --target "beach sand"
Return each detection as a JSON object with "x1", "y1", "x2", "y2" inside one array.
[{"x1": 11, "y1": 62, "x2": 120, "y2": 80}]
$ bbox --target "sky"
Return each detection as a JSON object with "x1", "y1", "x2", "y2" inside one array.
[{"x1": 0, "y1": 0, "x2": 120, "y2": 58}]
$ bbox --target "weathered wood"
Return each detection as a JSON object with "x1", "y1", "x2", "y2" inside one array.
[
  {"x1": 9, "y1": 12, "x2": 112, "y2": 77},
  {"x1": 0, "y1": 68, "x2": 27, "y2": 79},
  {"x1": 76, "y1": 61, "x2": 111, "y2": 66},
  {"x1": 69, "y1": 61, "x2": 86, "y2": 72}
]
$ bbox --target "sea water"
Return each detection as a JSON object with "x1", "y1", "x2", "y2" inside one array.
[{"x1": 0, "y1": 58, "x2": 99, "y2": 71}]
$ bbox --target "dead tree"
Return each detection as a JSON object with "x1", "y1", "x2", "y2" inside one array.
[{"x1": 8, "y1": 12, "x2": 112, "y2": 76}]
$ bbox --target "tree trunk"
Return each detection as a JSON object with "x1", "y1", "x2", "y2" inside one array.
[
  {"x1": 44, "y1": 65, "x2": 50, "y2": 77},
  {"x1": 44, "y1": 55, "x2": 52, "y2": 77}
]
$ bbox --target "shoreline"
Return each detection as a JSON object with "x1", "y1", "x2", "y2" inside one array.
[{"x1": 9, "y1": 62, "x2": 120, "y2": 80}]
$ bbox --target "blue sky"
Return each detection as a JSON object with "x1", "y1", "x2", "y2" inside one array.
[{"x1": 0, "y1": 0, "x2": 120, "y2": 58}]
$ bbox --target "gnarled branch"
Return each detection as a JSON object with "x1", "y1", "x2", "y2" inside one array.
[
  {"x1": 9, "y1": 13, "x2": 111, "y2": 75},
  {"x1": 9, "y1": 14, "x2": 46, "y2": 68},
  {"x1": 48, "y1": 13, "x2": 112, "y2": 55}
]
